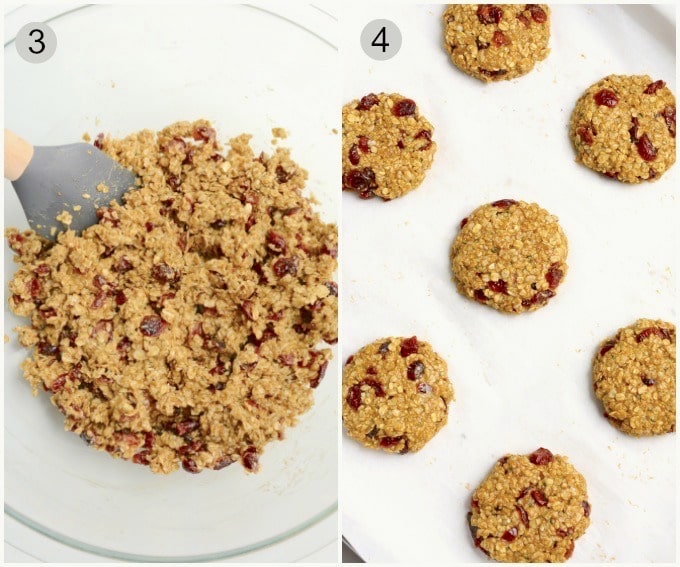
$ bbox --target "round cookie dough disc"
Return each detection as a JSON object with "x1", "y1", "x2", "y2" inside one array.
[
  {"x1": 593, "y1": 319, "x2": 676, "y2": 436},
  {"x1": 442, "y1": 4, "x2": 551, "y2": 82},
  {"x1": 569, "y1": 74, "x2": 676, "y2": 182},
  {"x1": 342, "y1": 336, "x2": 454, "y2": 453},
  {"x1": 342, "y1": 93, "x2": 437, "y2": 200},
  {"x1": 469, "y1": 448, "x2": 591, "y2": 563},
  {"x1": 451, "y1": 199, "x2": 568, "y2": 313}
]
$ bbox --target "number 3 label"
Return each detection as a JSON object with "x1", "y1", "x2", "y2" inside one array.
[
  {"x1": 16, "y1": 22, "x2": 57, "y2": 63},
  {"x1": 360, "y1": 19, "x2": 402, "y2": 61}
]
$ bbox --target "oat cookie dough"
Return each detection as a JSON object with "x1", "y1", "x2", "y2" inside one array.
[
  {"x1": 469, "y1": 448, "x2": 591, "y2": 563},
  {"x1": 342, "y1": 336, "x2": 454, "y2": 453},
  {"x1": 570, "y1": 74, "x2": 676, "y2": 182},
  {"x1": 593, "y1": 319, "x2": 675, "y2": 436},
  {"x1": 451, "y1": 200, "x2": 568, "y2": 313},
  {"x1": 6, "y1": 120, "x2": 338, "y2": 474},
  {"x1": 342, "y1": 93, "x2": 436, "y2": 200},
  {"x1": 443, "y1": 4, "x2": 550, "y2": 82}
]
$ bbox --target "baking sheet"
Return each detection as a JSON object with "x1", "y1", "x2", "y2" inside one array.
[{"x1": 341, "y1": 4, "x2": 676, "y2": 562}]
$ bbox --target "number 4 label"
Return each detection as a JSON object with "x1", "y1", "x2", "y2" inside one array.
[{"x1": 360, "y1": 19, "x2": 402, "y2": 61}]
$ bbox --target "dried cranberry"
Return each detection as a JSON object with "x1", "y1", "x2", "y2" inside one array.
[
  {"x1": 182, "y1": 458, "x2": 200, "y2": 473},
  {"x1": 28, "y1": 278, "x2": 41, "y2": 298},
  {"x1": 50, "y1": 374, "x2": 67, "y2": 392},
  {"x1": 140, "y1": 315, "x2": 167, "y2": 337},
  {"x1": 527, "y1": 4, "x2": 547, "y2": 23},
  {"x1": 378, "y1": 341, "x2": 391, "y2": 355},
  {"x1": 629, "y1": 116, "x2": 640, "y2": 143},
  {"x1": 392, "y1": 99, "x2": 416, "y2": 117},
  {"x1": 521, "y1": 289, "x2": 555, "y2": 308},
  {"x1": 517, "y1": 486, "x2": 530, "y2": 499},
  {"x1": 272, "y1": 257, "x2": 299, "y2": 278},
  {"x1": 346, "y1": 355, "x2": 354, "y2": 365},
  {"x1": 166, "y1": 174, "x2": 181, "y2": 189},
  {"x1": 133, "y1": 451, "x2": 151, "y2": 465},
  {"x1": 91, "y1": 290, "x2": 107, "y2": 309},
  {"x1": 599, "y1": 340, "x2": 616, "y2": 357},
  {"x1": 460, "y1": 217, "x2": 469, "y2": 229},
  {"x1": 348, "y1": 144, "x2": 360, "y2": 165},
  {"x1": 342, "y1": 167, "x2": 378, "y2": 199},
  {"x1": 192, "y1": 126, "x2": 216, "y2": 142},
  {"x1": 182, "y1": 148, "x2": 196, "y2": 166},
  {"x1": 556, "y1": 528, "x2": 569, "y2": 537},
  {"x1": 326, "y1": 281, "x2": 338, "y2": 297},
  {"x1": 114, "y1": 257, "x2": 133, "y2": 273},
  {"x1": 479, "y1": 68, "x2": 507, "y2": 79},
  {"x1": 93, "y1": 132, "x2": 105, "y2": 149},
  {"x1": 474, "y1": 289, "x2": 487, "y2": 302},
  {"x1": 310, "y1": 360, "x2": 328, "y2": 389},
  {"x1": 400, "y1": 336, "x2": 419, "y2": 357},
  {"x1": 487, "y1": 279, "x2": 508, "y2": 294},
  {"x1": 529, "y1": 447, "x2": 553, "y2": 465},
  {"x1": 582, "y1": 500, "x2": 591, "y2": 517},
  {"x1": 397, "y1": 140, "x2": 405, "y2": 150},
  {"x1": 242, "y1": 446, "x2": 259, "y2": 471},
  {"x1": 211, "y1": 219, "x2": 226, "y2": 229},
  {"x1": 417, "y1": 382, "x2": 433, "y2": 394},
  {"x1": 576, "y1": 125, "x2": 595, "y2": 145},
  {"x1": 564, "y1": 541, "x2": 575, "y2": 559},
  {"x1": 346, "y1": 384, "x2": 363, "y2": 410},
  {"x1": 380, "y1": 436, "x2": 404, "y2": 448},
  {"x1": 114, "y1": 290, "x2": 127, "y2": 305},
  {"x1": 501, "y1": 527, "x2": 518, "y2": 542},
  {"x1": 34, "y1": 264, "x2": 50, "y2": 276},
  {"x1": 358, "y1": 135, "x2": 370, "y2": 153},
  {"x1": 152, "y1": 263, "x2": 179, "y2": 284},
  {"x1": 38, "y1": 341, "x2": 59, "y2": 357},
  {"x1": 636, "y1": 133, "x2": 657, "y2": 161},
  {"x1": 641, "y1": 376, "x2": 656, "y2": 386},
  {"x1": 545, "y1": 263, "x2": 563, "y2": 289},
  {"x1": 492, "y1": 30, "x2": 510, "y2": 47},
  {"x1": 266, "y1": 230, "x2": 287, "y2": 254},
  {"x1": 471, "y1": 498, "x2": 480, "y2": 511},
  {"x1": 517, "y1": 13, "x2": 530, "y2": 26},
  {"x1": 363, "y1": 379, "x2": 386, "y2": 397},
  {"x1": 414, "y1": 129, "x2": 433, "y2": 150},
  {"x1": 594, "y1": 89, "x2": 619, "y2": 107},
  {"x1": 662, "y1": 105, "x2": 676, "y2": 137},
  {"x1": 516, "y1": 505, "x2": 529, "y2": 526},
  {"x1": 477, "y1": 5, "x2": 503, "y2": 24},
  {"x1": 356, "y1": 93, "x2": 380, "y2": 111},
  {"x1": 40, "y1": 307, "x2": 57, "y2": 319},
  {"x1": 491, "y1": 199, "x2": 517, "y2": 209},
  {"x1": 531, "y1": 490, "x2": 548, "y2": 506},
  {"x1": 174, "y1": 420, "x2": 199, "y2": 436},
  {"x1": 643, "y1": 80, "x2": 665, "y2": 94},
  {"x1": 366, "y1": 366, "x2": 377, "y2": 375},
  {"x1": 407, "y1": 361, "x2": 425, "y2": 381},
  {"x1": 213, "y1": 456, "x2": 234, "y2": 470},
  {"x1": 636, "y1": 326, "x2": 671, "y2": 343}
]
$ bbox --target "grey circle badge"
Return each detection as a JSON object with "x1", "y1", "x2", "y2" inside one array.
[
  {"x1": 16, "y1": 22, "x2": 57, "y2": 63},
  {"x1": 360, "y1": 19, "x2": 402, "y2": 61}
]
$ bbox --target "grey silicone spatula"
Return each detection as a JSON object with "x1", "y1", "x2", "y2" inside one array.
[{"x1": 4, "y1": 129, "x2": 137, "y2": 240}]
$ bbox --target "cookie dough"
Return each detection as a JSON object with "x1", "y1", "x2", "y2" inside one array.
[
  {"x1": 443, "y1": 4, "x2": 550, "y2": 82},
  {"x1": 342, "y1": 93, "x2": 436, "y2": 200},
  {"x1": 342, "y1": 336, "x2": 454, "y2": 453},
  {"x1": 451, "y1": 200, "x2": 568, "y2": 313},
  {"x1": 593, "y1": 319, "x2": 676, "y2": 436},
  {"x1": 570, "y1": 74, "x2": 676, "y2": 182},
  {"x1": 6, "y1": 120, "x2": 338, "y2": 474},
  {"x1": 469, "y1": 448, "x2": 591, "y2": 563}
]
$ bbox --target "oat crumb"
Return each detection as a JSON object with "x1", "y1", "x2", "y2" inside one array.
[{"x1": 56, "y1": 211, "x2": 72, "y2": 225}]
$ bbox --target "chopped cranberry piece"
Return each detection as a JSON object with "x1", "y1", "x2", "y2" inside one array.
[
  {"x1": 152, "y1": 263, "x2": 180, "y2": 283},
  {"x1": 576, "y1": 125, "x2": 595, "y2": 145},
  {"x1": 662, "y1": 105, "x2": 676, "y2": 137},
  {"x1": 380, "y1": 435, "x2": 404, "y2": 448},
  {"x1": 91, "y1": 290, "x2": 107, "y2": 309},
  {"x1": 471, "y1": 498, "x2": 480, "y2": 511},
  {"x1": 491, "y1": 199, "x2": 517, "y2": 209},
  {"x1": 342, "y1": 167, "x2": 378, "y2": 199},
  {"x1": 358, "y1": 135, "x2": 370, "y2": 153},
  {"x1": 310, "y1": 360, "x2": 329, "y2": 388},
  {"x1": 93, "y1": 132, "x2": 105, "y2": 149},
  {"x1": 629, "y1": 116, "x2": 640, "y2": 143},
  {"x1": 407, "y1": 360, "x2": 425, "y2": 380},
  {"x1": 272, "y1": 257, "x2": 299, "y2": 278},
  {"x1": 392, "y1": 99, "x2": 416, "y2": 117},
  {"x1": 517, "y1": 486, "x2": 530, "y2": 499},
  {"x1": 582, "y1": 500, "x2": 591, "y2": 517},
  {"x1": 366, "y1": 366, "x2": 377, "y2": 375},
  {"x1": 363, "y1": 378, "x2": 385, "y2": 397},
  {"x1": 166, "y1": 174, "x2": 181, "y2": 190},
  {"x1": 636, "y1": 326, "x2": 671, "y2": 343},
  {"x1": 487, "y1": 279, "x2": 508, "y2": 294},
  {"x1": 517, "y1": 13, "x2": 530, "y2": 26},
  {"x1": 594, "y1": 89, "x2": 619, "y2": 107},
  {"x1": 378, "y1": 341, "x2": 391, "y2": 355},
  {"x1": 400, "y1": 336, "x2": 419, "y2": 357},
  {"x1": 417, "y1": 382, "x2": 433, "y2": 394},
  {"x1": 192, "y1": 126, "x2": 216, "y2": 142},
  {"x1": 545, "y1": 263, "x2": 563, "y2": 289},
  {"x1": 474, "y1": 289, "x2": 487, "y2": 302},
  {"x1": 479, "y1": 68, "x2": 507, "y2": 79},
  {"x1": 501, "y1": 527, "x2": 518, "y2": 542},
  {"x1": 516, "y1": 505, "x2": 529, "y2": 526},
  {"x1": 527, "y1": 4, "x2": 547, "y2": 23},
  {"x1": 599, "y1": 340, "x2": 616, "y2": 357},
  {"x1": 182, "y1": 147, "x2": 196, "y2": 166},
  {"x1": 326, "y1": 281, "x2": 338, "y2": 297},
  {"x1": 38, "y1": 341, "x2": 59, "y2": 357},
  {"x1": 521, "y1": 289, "x2": 555, "y2": 308},
  {"x1": 275, "y1": 165, "x2": 292, "y2": 183},
  {"x1": 346, "y1": 384, "x2": 363, "y2": 409},
  {"x1": 529, "y1": 447, "x2": 553, "y2": 465},
  {"x1": 182, "y1": 458, "x2": 200, "y2": 473},
  {"x1": 531, "y1": 490, "x2": 548, "y2": 506},
  {"x1": 346, "y1": 355, "x2": 354, "y2": 365},
  {"x1": 356, "y1": 93, "x2": 380, "y2": 111},
  {"x1": 133, "y1": 450, "x2": 151, "y2": 465},
  {"x1": 636, "y1": 133, "x2": 657, "y2": 161},
  {"x1": 28, "y1": 278, "x2": 41, "y2": 298},
  {"x1": 564, "y1": 541, "x2": 575, "y2": 559},
  {"x1": 210, "y1": 219, "x2": 226, "y2": 229},
  {"x1": 40, "y1": 307, "x2": 57, "y2": 319},
  {"x1": 644, "y1": 80, "x2": 665, "y2": 94},
  {"x1": 34, "y1": 264, "x2": 50, "y2": 276},
  {"x1": 396, "y1": 140, "x2": 405, "y2": 150},
  {"x1": 348, "y1": 144, "x2": 360, "y2": 165},
  {"x1": 460, "y1": 217, "x2": 469, "y2": 229},
  {"x1": 492, "y1": 30, "x2": 510, "y2": 46},
  {"x1": 213, "y1": 456, "x2": 234, "y2": 470},
  {"x1": 477, "y1": 4, "x2": 503, "y2": 24},
  {"x1": 266, "y1": 230, "x2": 287, "y2": 254},
  {"x1": 174, "y1": 420, "x2": 199, "y2": 436},
  {"x1": 242, "y1": 446, "x2": 259, "y2": 471},
  {"x1": 114, "y1": 257, "x2": 133, "y2": 273},
  {"x1": 140, "y1": 315, "x2": 167, "y2": 337},
  {"x1": 556, "y1": 528, "x2": 569, "y2": 537},
  {"x1": 50, "y1": 374, "x2": 67, "y2": 393},
  {"x1": 641, "y1": 376, "x2": 656, "y2": 386}
]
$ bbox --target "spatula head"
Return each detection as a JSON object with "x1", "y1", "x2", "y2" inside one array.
[{"x1": 11, "y1": 143, "x2": 137, "y2": 240}]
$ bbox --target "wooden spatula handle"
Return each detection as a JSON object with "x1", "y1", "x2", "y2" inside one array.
[{"x1": 4, "y1": 129, "x2": 34, "y2": 181}]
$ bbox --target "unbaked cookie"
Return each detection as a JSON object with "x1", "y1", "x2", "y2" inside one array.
[
  {"x1": 593, "y1": 319, "x2": 676, "y2": 436},
  {"x1": 451, "y1": 200, "x2": 568, "y2": 313},
  {"x1": 342, "y1": 336, "x2": 454, "y2": 453},
  {"x1": 442, "y1": 4, "x2": 550, "y2": 82},
  {"x1": 469, "y1": 448, "x2": 591, "y2": 563},
  {"x1": 342, "y1": 93, "x2": 436, "y2": 200},
  {"x1": 570, "y1": 74, "x2": 676, "y2": 182}
]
